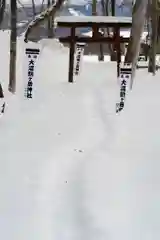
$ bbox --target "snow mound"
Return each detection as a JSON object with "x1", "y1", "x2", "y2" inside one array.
[{"x1": 40, "y1": 38, "x2": 69, "y2": 54}]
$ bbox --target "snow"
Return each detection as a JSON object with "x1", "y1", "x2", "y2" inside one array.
[{"x1": 0, "y1": 30, "x2": 160, "y2": 240}]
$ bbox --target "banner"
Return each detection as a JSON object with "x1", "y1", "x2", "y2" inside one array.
[
  {"x1": 0, "y1": 83, "x2": 5, "y2": 116},
  {"x1": 0, "y1": 97, "x2": 5, "y2": 116},
  {"x1": 116, "y1": 63, "x2": 132, "y2": 113},
  {"x1": 24, "y1": 47, "x2": 40, "y2": 99},
  {"x1": 74, "y1": 43, "x2": 85, "y2": 76}
]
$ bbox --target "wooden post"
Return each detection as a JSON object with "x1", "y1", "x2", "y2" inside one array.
[
  {"x1": 148, "y1": 0, "x2": 158, "y2": 74},
  {"x1": 68, "y1": 27, "x2": 75, "y2": 83},
  {"x1": 9, "y1": 0, "x2": 17, "y2": 93},
  {"x1": 98, "y1": 40, "x2": 104, "y2": 61}
]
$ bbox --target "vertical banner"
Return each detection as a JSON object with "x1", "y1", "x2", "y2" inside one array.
[
  {"x1": 24, "y1": 47, "x2": 40, "y2": 99},
  {"x1": 116, "y1": 63, "x2": 132, "y2": 113},
  {"x1": 74, "y1": 43, "x2": 85, "y2": 76},
  {"x1": 0, "y1": 98, "x2": 5, "y2": 115},
  {"x1": 0, "y1": 84, "x2": 5, "y2": 116}
]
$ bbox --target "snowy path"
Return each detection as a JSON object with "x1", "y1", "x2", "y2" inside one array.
[{"x1": 0, "y1": 33, "x2": 160, "y2": 240}]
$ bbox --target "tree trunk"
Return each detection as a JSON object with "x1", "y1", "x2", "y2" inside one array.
[
  {"x1": 24, "y1": 0, "x2": 65, "y2": 43},
  {"x1": 148, "y1": 0, "x2": 157, "y2": 74},
  {"x1": 40, "y1": 0, "x2": 45, "y2": 12},
  {"x1": 8, "y1": 0, "x2": 17, "y2": 93},
  {"x1": 111, "y1": 0, "x2": 115, "y2": 16},
  {"x1": 92, "y1": 0, "x2": 97, "y2": 16},
  {"x1": 124, "y1": 0, "x2": 148, "y2": 84},
  {"x1": 0, "y1": 0, "x2": 5, "y2": 26},
  {"x1": 92, "y1": 0, "x2": 97, "y2": 36},
  {"x1": 125, "y1": 0, "x2": 148, "y2": 63},
  {"x1": 101, "y1": 0, "x2": 113, "y2": 55},
  {"x1": 0, "y1": 0, "x2": 5, "y2": 98}
]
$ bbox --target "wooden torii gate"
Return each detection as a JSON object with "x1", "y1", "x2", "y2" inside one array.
[{"x1": 56, "y1": 16, "x2": 132, "y2": 83}]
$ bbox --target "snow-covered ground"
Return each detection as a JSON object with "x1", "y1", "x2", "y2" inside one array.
[{"x1": 0, "y1": 30, "x2": 160, "y2": 240}]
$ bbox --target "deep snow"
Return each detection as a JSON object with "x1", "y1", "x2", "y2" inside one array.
[{"x1": 0, "y1": 30, "x2": 160, "y2": 240}]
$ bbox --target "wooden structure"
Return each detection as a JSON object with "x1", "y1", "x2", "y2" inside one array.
[{"x1": 56, "y1": 16, "x2": 132, "y2": 83}]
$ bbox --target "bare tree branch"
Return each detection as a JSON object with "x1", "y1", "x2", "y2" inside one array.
[{"x1": 24, "y1": 0, "x2": 65, "y2": 43}]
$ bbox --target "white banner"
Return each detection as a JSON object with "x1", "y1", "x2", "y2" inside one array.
[
  {"x1": 116, "y1": 63, "x2": 132, "y2": 113},
  {"x1": 0, "y1": 97, "x2": 5, "y2": 116},
  {"x1": 0, "y1": 83, "x2": 5, "y2": 116},
  {"x1": 74, "y1": 43, "x2": 85, "y2": 76},
  {"x1": 24, "y1": 46, "x2": 40, "y2": 99}
]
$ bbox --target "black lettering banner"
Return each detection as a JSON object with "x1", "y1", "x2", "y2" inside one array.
[
  {"x1": 74, "y1": 43, "x2": 85, "y2": 77},
  {"x1": 24, "y1": 46, "x2": 40, "y2": 99},
  {"x1": 116, "y1": 63, "x2": 132, "y2": 113}
]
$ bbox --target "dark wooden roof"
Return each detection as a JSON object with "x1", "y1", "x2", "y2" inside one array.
[{"x1": 56, "y1": 16, "x2": 132, "y2": 28}]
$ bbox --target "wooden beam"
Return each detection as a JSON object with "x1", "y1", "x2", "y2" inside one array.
[
  {"x1": 57, "y1": 19, "x2": 132, "y2": 28},
  {"x1": 59, "y1": 36, "x2": 130, "y2": 43},
  {"x1": 57, "y1": 22, "x2": 132, "y2": 28}
]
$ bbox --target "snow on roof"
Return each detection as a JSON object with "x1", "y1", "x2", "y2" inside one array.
[{"x1": 56, "y1": 16, "x2": 132, "y2": 25}]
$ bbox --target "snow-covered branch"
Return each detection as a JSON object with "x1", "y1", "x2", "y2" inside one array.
[{"x1": 24, "y1": 0, "x2": 65, "y2": 43}]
